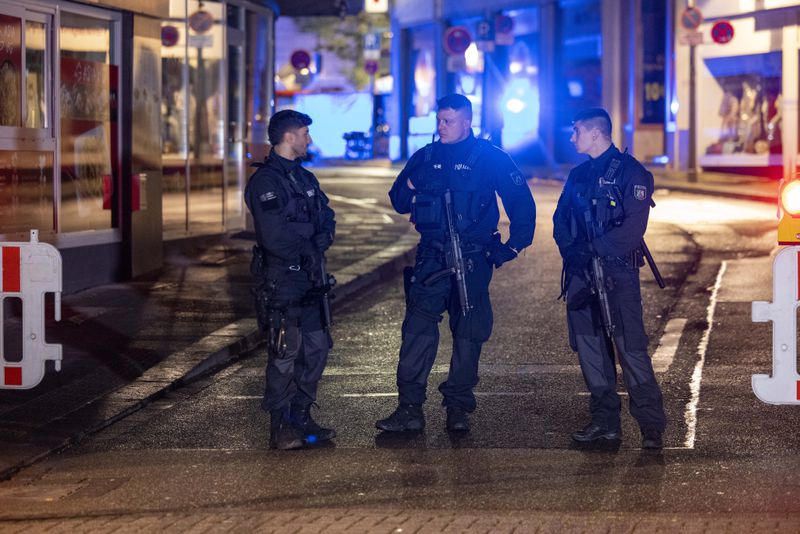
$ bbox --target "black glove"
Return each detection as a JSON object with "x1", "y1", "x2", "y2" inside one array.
[
  {"x1": 486, "y1": 241, "x2": 518, "y2": 268},
  {"x1": 312, "y1": 232, "x2": 333, "y2": 252},
  {"x1": 563, "y1": 242, "x2": 592, "y2": 276}
]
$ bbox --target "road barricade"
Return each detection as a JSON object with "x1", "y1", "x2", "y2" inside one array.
[
  {"x1": 752, "y1": 246, "x2": 800, "y2": 404},
  {"x1": 0, "y1": 230, "x2": 62, "y2": 389}
]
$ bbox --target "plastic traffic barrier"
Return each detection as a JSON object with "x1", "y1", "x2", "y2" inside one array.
[{"x1": 0, "y1": 230, "x2": 62, "y2": 389}]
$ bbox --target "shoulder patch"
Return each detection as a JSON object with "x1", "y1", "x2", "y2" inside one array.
[
  {"x1": 633, "y1": 184, "x2": 647, "y2": 201},
  {"x1": 510, "y1": 171, "x2": 525, "y2": 186},
  {"x1": 259, "y1": 191, "x2": 280, "y2": 211}
]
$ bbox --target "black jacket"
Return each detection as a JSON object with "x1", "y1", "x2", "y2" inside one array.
[
  {"x1": 553, "y1": 144, "x2": 653, "y2": 258},
  {"x1": 389, "y1": 132, "x2": 536, "y2": 251},
  {"x1": 244, "y1": 151, "x2": 336, "y2": 264}
]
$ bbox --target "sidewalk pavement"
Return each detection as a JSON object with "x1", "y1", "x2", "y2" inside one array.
[
  {"x1": 0, "y1": 162, "x2": 778, "y2": 482},
  {"x1": 0, "y1": 190, "x2": 418, "y2": 481}
]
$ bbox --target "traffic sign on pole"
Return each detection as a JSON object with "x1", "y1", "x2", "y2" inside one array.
[
  {"x1": 443, "y1": 26, "x2": 472, "y2": 56},
  {"x1": 711, "y1": 21, "x2": 734, "y2": 44},
  {"x1": 680, "y1": 6, "x2": 703, "y2": 30}
]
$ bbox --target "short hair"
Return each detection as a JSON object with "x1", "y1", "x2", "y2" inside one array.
[
  {"x1": 268, "y1": 110, "x2": 312, "y2": 146},
  {"x1": 573, "y1": 107, "x2": 612, "y2": 138},
  {"x1": 437, "y1": 93, "x2": 472, "y2": 119}
]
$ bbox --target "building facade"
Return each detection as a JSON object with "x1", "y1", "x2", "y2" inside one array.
[
  {"x1": 0, "y1": 0, "x2": 278, "y2": 292},
  {"x1": 389, "y1": 0, "x2": 667, "y2": 167},
  {"x1": 670, "y1": 0, "x2": 799, "y2": 180}
]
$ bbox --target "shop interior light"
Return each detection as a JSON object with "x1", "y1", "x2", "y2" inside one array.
[
  {"x1": 781, "y1": 180, "x2": 800, "y2": 215},
  {"x1": 505, "y1": 98, "x2": 526, "y2": 113}
]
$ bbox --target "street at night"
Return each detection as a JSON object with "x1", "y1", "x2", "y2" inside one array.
[{"x1": 1, "y1": 177, "x2": 796, "y2": 531}]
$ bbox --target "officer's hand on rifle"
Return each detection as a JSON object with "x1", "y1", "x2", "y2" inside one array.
[
  {"x1": 312, "y1": 231, "x2": 333, "y2": 252},
  {"x1": 487, "y1": 240, "x2": 518, "y2": 268},
  {"x1": 563, "y1": 242, "x2": 592, "y2": 276}
]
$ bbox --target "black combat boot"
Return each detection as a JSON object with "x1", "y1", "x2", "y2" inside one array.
[
  {"x1": 572, "y1": 423, "x2": 621, "y2": 442},
  {"x1": 269, "y1": 409, "x2": 304, "y2": 450},
  {"x1": 446, "y1": 407, "x2": 470, "y2": 432},
  {"x1": 292, "y1": 404, "x2": 336, "y2": 444},
  {"x1": 375, "y1": 404, "x2": 425, "y2": 431},
  {"x1": 641, "y1": 428, "x2": 664, "y2": 449}
]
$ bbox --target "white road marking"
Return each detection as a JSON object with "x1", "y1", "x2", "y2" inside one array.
[
  {"x1": 684, "y1": 261, "x2": 727, "y2": 449},
  {"x1": 652, "y1": 318, "x2": 688, "y2": 373}
]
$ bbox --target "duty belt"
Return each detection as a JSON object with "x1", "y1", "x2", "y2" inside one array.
[{"x1": 420, "y1": 239, "x2": 486, "y2": 256}]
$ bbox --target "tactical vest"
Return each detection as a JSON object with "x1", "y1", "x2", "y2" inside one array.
[
  {"x1": 571, "y1": 153, "x2": 628, "y2": 239},
  {"x1": 251, "y1": 159, "x2": 321, "y2": 242},
  {"x1": 410, "y1": 139, "x2": 495, "y2": 238}
]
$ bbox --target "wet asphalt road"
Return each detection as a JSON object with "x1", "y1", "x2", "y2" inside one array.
[{"x1": 1, "y1": 179, "x2": 797, "y2": 530}]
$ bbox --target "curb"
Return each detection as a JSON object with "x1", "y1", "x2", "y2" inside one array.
[{"x1": 0, "y1": 229, "x2": 418, "y2": 482}]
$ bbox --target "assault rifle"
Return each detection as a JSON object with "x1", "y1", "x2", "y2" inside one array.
[
  {"x1": 424, "y1": 189, "x2": 471, "y2": 316},
  {"x1": 582, "y1": 205, "x2": 615, "y2": 339}
]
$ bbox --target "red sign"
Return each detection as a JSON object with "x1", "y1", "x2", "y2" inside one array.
[
  {"x1": 680, "y1": 6, "x2": 703, "y2": 30},
  {"x1": 364, "y1": 59, "x2": 379, "y2": 75},
  {"x1": 188, "y1": 10, "x2": 214, "y2": 34},
  {"x1": 161, "y1": 25, "x2": 179, "y2": 47},
  {"x1": 711, "y1": 21, "x2": 734, "y2": 44},
  {"x1": 290, "y1": 50, "x2": 311, "y2": 70},
  {"x1": 444, "y1": 26, "x2": 472, "y2": 56}
]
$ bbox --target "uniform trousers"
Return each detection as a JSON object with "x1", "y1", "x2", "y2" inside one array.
[{"x1": 397, "y1": 242, "x2": 494, "y2": 412}]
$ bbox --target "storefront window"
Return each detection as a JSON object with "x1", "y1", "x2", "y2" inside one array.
[
  {"x1": 499, "y1": 8, "x2": 540, "y2": 151},
  {"x1": 0, "y1": 14, "x2": 21, "y2": 127},
  {"x1": 448, "y1": 17, "x2": 483, "y2": 136},
  {"x1": 0, "y1": 8, "x2": 54, "y2": 238},
  {"x1": 408, "y1": 24, "x2": 437, "y2": 154},
  {"x1": 556, "y1": 0, "x2": 601, "y2": 162},
  {"x1": 700, "y1": 51, "x2": 782, "y2": 165},
  {"x1": 245, "y1": 9, "x2": 271, "y2": 161},
  {"x1": 59, "y1": 11, "x2": 118, "y2": 233},
  {"x1": 26, "y1": 20, "x2": 47, "y2": 129},
  {"x1": 0, "y1": 150, "x2": 54, "y2": 233}
]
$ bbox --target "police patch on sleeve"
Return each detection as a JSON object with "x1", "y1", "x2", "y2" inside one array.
[
  {"x1": 259, "y1": 191, "x2": 279, "y2": 211},
  {"x1": 633, "y1": 185, "x2": 647, "y2": 201},
  {"x1": 510, "y1": 171, "x2": 525, "y2": 186}
]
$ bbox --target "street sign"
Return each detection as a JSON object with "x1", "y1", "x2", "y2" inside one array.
[
  {"x1": 364, "y1": 59, "x2": 379, "y2": 75},
  {"x1": 476, "y1": 19, "x2": 495, "y2": 52},
  {"x1": 495, "y1": 15, "x2": 514, "y2": 46},
  {"x1": 443, "y1": 26, "x2": 471, "y2": 56},
  {"x1": 679, "y1": 31, "x2": 704, "y2": 46},
  {"x1": 364, "y1": 0, "x2": 388, "y2": 14},
  {"x1": 680, "y1": 6, "x2": 703, "y2": 30},
  {"x1": 364, "y1": 32, "x2": 381, "y2": 60},
  {"x1": 290, "y1": 49, "x2": 312, "y2": 70},
  {"x1": 711, "y1": 21, "x2": 734, "y2": 44},
  {"x1": 188, "y1": 10, "x2": 214, "y2": 34},
  {"x1": 161, "y1": 25, "x2": 179, "y2": 47}
]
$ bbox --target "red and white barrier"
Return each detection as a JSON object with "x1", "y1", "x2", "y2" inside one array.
[
  {"x1": 0, "y1": 230, "x2": 62, "y2": 389},
  {"x1": 752, "y1": 246, "x2": 800, "y2": 404}
]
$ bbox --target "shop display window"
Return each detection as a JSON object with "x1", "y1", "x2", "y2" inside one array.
[
  {"x1": 408, "y1": 24, "x2": 437, "y2": 154},
  {"x1": 59, "y1": 10, "x2": 118, "y2": 233},
  {"x1": 0, "y1": 150, "x2": 54, "y2": 233},
  {"x1": 0, "y1": 14, "x2": 21, "y2": 127},
  {"x1": 700, "y1": 51, "x2": 782, "y2": 166}
]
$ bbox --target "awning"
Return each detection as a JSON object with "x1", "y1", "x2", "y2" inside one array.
[{"x1": 274, "y1": 0, "x2": 362, "y2": 17}]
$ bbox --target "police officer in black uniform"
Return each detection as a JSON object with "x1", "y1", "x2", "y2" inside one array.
[
  {"x1": 376, "y1": 94, "x2": 536, "y2": 433},
  {"x1": 244, "y1": 110, "x2": 336, "y2": 450},
  {"x1": 553, "y1": 108, "x2": 666, "y2": 449}
]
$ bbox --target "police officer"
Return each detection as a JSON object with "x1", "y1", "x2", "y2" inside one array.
[
  {"x1": 244, "y1": 110, "x2": 336, "y2": 450},
  {"x1": 376, "y1": 94, "x2": 536, "y2": 433},
  {"x1": 553, "y1": 108, "x2": 666, "y2": 449}
]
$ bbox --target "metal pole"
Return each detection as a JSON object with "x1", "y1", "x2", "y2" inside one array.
[{"x1": 687, "y1": 1, "x2": 697, "y2": 183}]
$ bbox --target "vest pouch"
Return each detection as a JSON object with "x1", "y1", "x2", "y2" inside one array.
[
  {"x1": 412, "y1": 193, "x2": 443, "y2": 232},
  {"x1": 289, "y1": 221, "x2": 315, "y2": 239}
]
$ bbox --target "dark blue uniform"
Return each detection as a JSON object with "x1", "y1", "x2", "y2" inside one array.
[
  {"x1": 389, "y1": 132, "x2": 536, "y2": 412},
  {"x1": 244, "y1": 151, "x2": 336, "y2": 415},
  {"x1": 552, "y1": 144, "x2": 666, "y2": 434}
]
